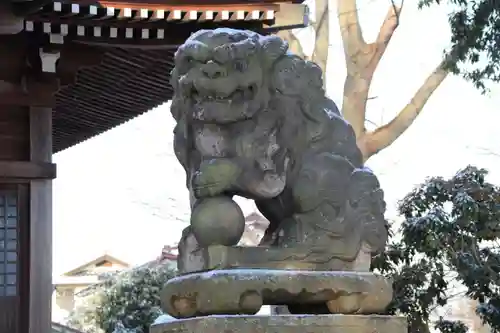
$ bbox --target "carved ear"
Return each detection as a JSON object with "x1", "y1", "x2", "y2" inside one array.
[{"x1": 261, "y1": 35, "x2": 288, "y2": 63}]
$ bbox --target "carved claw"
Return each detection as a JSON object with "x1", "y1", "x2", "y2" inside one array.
[
  {"x1": 171, "y1": 296, "x2": 197, "y2": 318},
  {"x1": 326, "y1": 295, "x2": 362, "y2": 314},
  {"x1": 239, "y1": 290, "x2": 263, "y2": 315}
]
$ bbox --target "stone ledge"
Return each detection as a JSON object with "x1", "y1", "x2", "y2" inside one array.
[
  {"x1": 178, "y1": 243, "x2": 370, "y2": 274},
  {"x1": 151, "y1": 314, "x2": 407, "y2": 333}
]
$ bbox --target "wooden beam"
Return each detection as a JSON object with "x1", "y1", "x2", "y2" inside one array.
[
  {"x1": 28, "y1": 106, "x2": 53, "y2": 333},
  {"x1": 0, "y1": 35, "x2": 27, "y2": 85},
  {"x1": 75, "y1": 40, "x2": 180, "y2": 49},
  {"x1": 264, "y1": 3, "x2": 309, "y2": 31},
  {"x1": 0, "y1": 74, "x2": 58, "y2": 107},
  {"x1": 0, "y1": 91, "x2": 55, "y2": 107},
  {"x1": 0, "y1": 161, "x2": 56, "y2": 179}
]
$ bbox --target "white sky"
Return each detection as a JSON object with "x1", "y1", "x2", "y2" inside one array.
[{"x1": 52, "y1": 1, "x2": 500, "y2": 275}]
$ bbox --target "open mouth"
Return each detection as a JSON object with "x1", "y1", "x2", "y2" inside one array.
[{"x1": 191, "y1": 84, "x2": 257, "y2": 102}]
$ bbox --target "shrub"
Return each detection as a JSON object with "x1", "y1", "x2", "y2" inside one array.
[{"x1": 68, "y1": 263, "x2": 176, "y2": 333}]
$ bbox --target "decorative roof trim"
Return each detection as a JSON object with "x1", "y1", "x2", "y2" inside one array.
[
  {"x1": 25, "y1": 19, "x2": 274, "y2": 41},
  {"x1": 25, "y1": 2, "x2": 278, "y2": 40},
  {"x1": 26, "y1": 21, "x2": 170, "y2": 40},
  {"x1": 30, "y1": 1, "x2": 276, "y2": 22}
]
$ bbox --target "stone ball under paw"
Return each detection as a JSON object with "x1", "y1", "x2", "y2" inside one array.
[{"x1": 190, "y1": 197, "x2": 245, "y2": 246}]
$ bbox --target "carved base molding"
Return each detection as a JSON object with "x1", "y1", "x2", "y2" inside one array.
[{"x1": 160, "y1": 269, "x2": 392, "y2": 318}]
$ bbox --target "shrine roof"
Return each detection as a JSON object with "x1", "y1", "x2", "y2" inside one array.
[
  {"x1": 21, "y1": 0, "x2": 307, "y2": 152},
  {"x1": 53, "y1": 46, "x2": 176, "y2": 152}
]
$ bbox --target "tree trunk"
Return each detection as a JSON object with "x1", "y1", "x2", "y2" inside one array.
[
  {"x1": 311, "y1": 0, "x2": 329, "y2": 87},
  {"x1": 337, "y1": 0, "x2": 449, "y2": 162}
]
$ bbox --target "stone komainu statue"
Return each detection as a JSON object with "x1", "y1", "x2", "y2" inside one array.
[{"x1": 170, "y1": 28, "x2": 387, "y2": 272}]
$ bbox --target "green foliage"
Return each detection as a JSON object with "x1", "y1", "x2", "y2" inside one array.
[
  {"x1": 68, "y1": 264, "x2": 177, "y2": 333},
  {"x1": 419, "y1": 0, "x2": 500, "y2": 91},
  {"x1": 67, "y1": 292, "x2": 104, "y2": 333},
  {"x1": 373, "y1": 166, "x2": 500, "y2": 333}
]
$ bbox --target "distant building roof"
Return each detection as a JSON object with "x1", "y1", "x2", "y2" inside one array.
[
  {"x1": 240, "y1": 212, "x2": 269, "y2": 246},
  {"x1": 160, "y1": 245, "x2": 178, "y2": 261},
  {"x1": 245, "y1": 212, "x2": 270, "y2": 228},
  {"x1": 62, "y1": 254, "x2": 130, "y2": 277},
  {"x1": 75, "y1": 249, "x2": 178, "y2": 298}
]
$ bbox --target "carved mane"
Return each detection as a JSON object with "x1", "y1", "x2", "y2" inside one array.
[{"x1": 267, "y1": 39, "x2": 363, "y2": 168}]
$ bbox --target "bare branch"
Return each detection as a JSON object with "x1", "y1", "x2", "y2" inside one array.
[
  {"x1": 364, "y1": 118, "x2": 379, "y2": 127},
  {"x1": 277, "y1": 29, "x2": 305, "y2": 58},
  {"x1": 359, "y1": 60, "x2": 449, "y2": 161},
  {"x1": 313, "y1": 0, "x2": 329, "y2": 46},
  {"x1": 368, "y1": 4, "x2": 402, "y2": 73},
  {"x1": 338, "y1": 1, "x2": 403, "y2": 139},
  {"x1": 311, "y1": 0, "x2": 329, "y2": 85},
  {"x1": 337, "y1": 0, "x2": 365, "y2": 63},
  {"x1": 392, "y1": 0, "x2": 404, "y2": 26}
]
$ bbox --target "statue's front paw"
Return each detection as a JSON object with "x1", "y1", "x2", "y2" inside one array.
[
  {"x1": 191, "y1": 159, "x2": 242, "y2": 198},
  {"x1": 192, "y1": 171, "x2": 223, "y2": 198}
]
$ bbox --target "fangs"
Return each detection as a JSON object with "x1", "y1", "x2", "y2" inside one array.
[{"x1": 191, "y1": 84, "x2": 257, "y2": 102}]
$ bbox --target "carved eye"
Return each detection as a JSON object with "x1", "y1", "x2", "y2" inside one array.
[{"x1": 233, "y1": 60, "x2": 247, "y2": 72}]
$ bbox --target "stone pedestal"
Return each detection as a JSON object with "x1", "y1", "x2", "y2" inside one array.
[
  {"x1": 160, "y1": 269, "x2": 392, "y2": 317},
  {"x1": 152, "y1": 268, "x2": 406, "y2": 333},
  {"x1": 151, "y1": 314, "x2": 407, "y2": 333}
]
